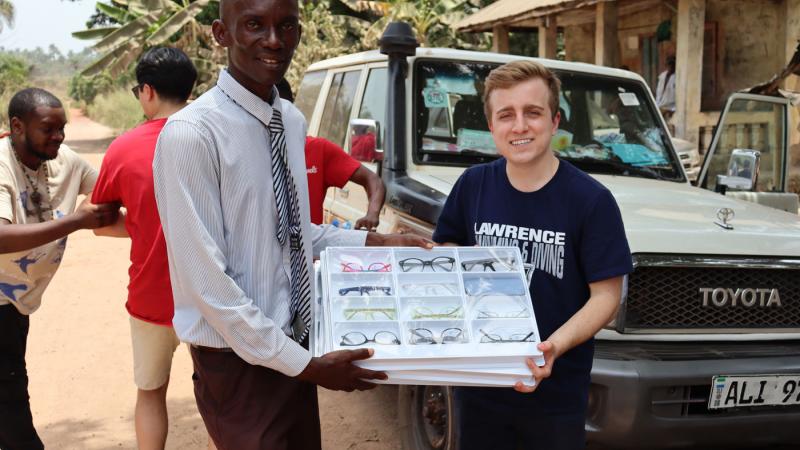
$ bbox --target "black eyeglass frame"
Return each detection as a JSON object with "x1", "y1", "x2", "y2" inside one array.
[
  {"x1": 409, "y1": 327, "x2": 465, "y2": 345},
  {"x1": 340, "y1": 330, "x2": 401, "y2": 346},
  {"x1": 338, "y1": 285, "x2": 393, "y2": 296},
  {"x1": 460, "y1": 257, "x2": 516, "y2": 272},
  {"x1": 398, "y1": 256, "x2": 456, "y2": 273},
  {"x1": 478, "y1": 329, "x2": 535, "y2": 343},
  {"x1": 131, "y1": 83, "x2": 144, "y2": 99}
]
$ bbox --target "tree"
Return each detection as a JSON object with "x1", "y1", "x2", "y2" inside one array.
[
  {"x1": 330, "y1": 0, "x2": 490, "y2": 49},
  {"x1": 286, "y1": 1, "x2": 362, "y2": 89},
  {"x1": 72, "y1": 0, "x2": 224, "y2": 93},
  {"x1": 0, "y1": 52, "x2": 30, "y2": 129},
  {"x1": 0, "y1": 0, "x2": 14, "y2": 33}
]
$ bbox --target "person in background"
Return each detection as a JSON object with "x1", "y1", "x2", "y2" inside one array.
[
  {"x1": 277, "y1": 78, "x2": 386, "y2": 230},
  {"x1": 656, "y1": 56, "x2": 676, "y2": 121},
  {"x1": 91, "y1": 47, "x2": 215, "y2": 450},
  {"x1": 0, "y1": 88, "x2": 119, "y2": 449}
]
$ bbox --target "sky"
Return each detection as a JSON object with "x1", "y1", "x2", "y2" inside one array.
[{"x1": 0, "y1": 0, "x2": 99, "y2": 53}]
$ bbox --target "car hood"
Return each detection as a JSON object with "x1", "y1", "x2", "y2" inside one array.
[
  {"x1": 596, "y1": 175, "x2": 800, "y2": 256},
  {"x1": 413, "y1": 170, "x2": 800, "y2": 257}
]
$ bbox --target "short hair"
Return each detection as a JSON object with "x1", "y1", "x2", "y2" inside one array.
[
  {"x1": 8, "y1": 88, "x2": 63, "y2": 127},
  {"x1": 135, "y1": 47, "x2": 198, "y2": 103},
  {"x1": 483, "y1": 60, "x2": 561, "y2": 121},
  {"x1": 276, "y1": 78, "x2": 294, "y2": 103}
]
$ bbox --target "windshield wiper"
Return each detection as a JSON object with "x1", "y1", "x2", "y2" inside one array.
[{"x1": 559, "y1": 156, "x2": 670, "y2": 180}]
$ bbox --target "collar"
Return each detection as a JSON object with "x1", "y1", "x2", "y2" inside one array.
[{"x1": 216, "y1": 69, "x2": 282, "y2": 128}]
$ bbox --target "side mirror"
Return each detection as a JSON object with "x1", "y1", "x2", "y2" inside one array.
[
  {"x1": 715, "y1": 148, "x2": 760, "y2": 194},
  {"x1": 349, "y1": 118, "x2": 382, "y2": 163}
]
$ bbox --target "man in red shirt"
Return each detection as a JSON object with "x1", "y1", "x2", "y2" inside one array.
[
  {"x1": 304, "y1": 136, "x2": 385, "y2": 229},
  {"x1": 92, "y1": 47, "x2": 203, "y2": 450}
]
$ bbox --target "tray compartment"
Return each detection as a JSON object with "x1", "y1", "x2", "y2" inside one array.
[
  {"x1": 332, "y1": 296, "x2": 398, "y2": 322},
  {"x1": 330, "y1": 273, "x2": 395, "y2": 297},
  {"x1": 399, "y1": 296, "x2": 465, "y2": 321},
  {"x1": 334, "y1": 321, "x2": 402, "y2": 349},
  {"x1": 471, "y1": 319, "x2": 539, "y2": 345},
  {"x1": 403, "y1": 320, "x2": 470, "y2": 345},
  {"x1": 328, "y1": 248, "x2": 394, "y2": 273},
  {"x1": 397, "y1": 273, "x2": 461, "y2": 297},
  {"x1": 457, "y1": 248, "x2": 520, "y2": 273},
  {"x1": 395, "y1": 248, "x2": 458, "y2": 273}
]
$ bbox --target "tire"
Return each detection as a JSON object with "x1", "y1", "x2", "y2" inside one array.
[{"x1": 398, "y1": 385, "x2": 459, "y2": 450}]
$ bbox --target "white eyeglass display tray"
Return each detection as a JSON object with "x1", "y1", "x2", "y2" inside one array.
[
  {"x1": 312, "y1": 259, "x2": 536, "y2": 387},
  {"x1": 316, "y1": 246, "x2": 545, "y2": 367}
]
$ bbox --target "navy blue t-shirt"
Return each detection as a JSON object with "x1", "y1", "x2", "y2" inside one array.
[{"x1": 433, "y1": 158, "x2": 632, "y2": 415}]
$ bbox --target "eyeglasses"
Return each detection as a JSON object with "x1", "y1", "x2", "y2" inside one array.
[
  {"x1": 476, "y1": 309, "x2": 530, "y2": 319},
  {"x1": 342, "y1": 307, "x2": 396, "y2": 321},
  {"x1": 409, "y1": 327, "x2": 464, "y2": 345},
  {"x1": 461, "y1": 258, "x2": 516, "y2": 272},
  {"x1": 341, "y1": 262, "x2": 392, "y2": 272},
  {"x1": 478, "y1": 328, "x2": 535, "y2": 343},
  {"x1": 338, "y1": 285, "x2": 393, "y2": 296},
  {"x1": 398, "y1": 256, "x2": 455, "y2": 273},
  {"x1": 401, "y1": 282, "x2": 458, "y2": 296},
  {"x1": 131, "y1": 83, "x2": 143, "y2": 99},
  {"x1": 411, "y1": 305, "x2": 463, "y2": 320},
  {"x1": 463, "y1": 278, "x2": 526, "y2": 296},
  {"x1": 340, "y1": 330, "x2": 401, "y2": 346}
]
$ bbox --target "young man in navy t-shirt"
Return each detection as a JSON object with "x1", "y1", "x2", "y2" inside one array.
[{"x1": 433, "y1": 61, "x2": 633, "y2": 449}]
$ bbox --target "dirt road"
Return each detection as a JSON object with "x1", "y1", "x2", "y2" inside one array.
[{"x1": 24, "y1": 140, "x2": 401, "y2": 448}]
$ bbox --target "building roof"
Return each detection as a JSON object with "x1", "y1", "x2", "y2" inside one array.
[{"x1": 455, "y1": 0, "x2": 603, "y2": 32}]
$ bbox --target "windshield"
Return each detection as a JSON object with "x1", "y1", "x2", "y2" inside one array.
[{"x1": 414, "y1": 59, "x2": 684, "y2": 181}]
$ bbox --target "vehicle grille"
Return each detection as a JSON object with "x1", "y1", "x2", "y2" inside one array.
[{"x1": 622, "y1": 256, "x2": 800, "y2": 331}]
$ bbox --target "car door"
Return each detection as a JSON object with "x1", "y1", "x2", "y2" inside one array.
[
  {"x1": 309, "y1": 66, "x2": 365, "y2": 226},
  {"x1": 327, "y1": 64, "x2": 389, "y2": 229},
  {"x1": 697, "y1": 92, "x2": 799, "y2": 213}
]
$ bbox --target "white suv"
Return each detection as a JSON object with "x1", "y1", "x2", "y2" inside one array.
[{"x1": 297, "y1": 28, "x2": 800, "y2": 449}]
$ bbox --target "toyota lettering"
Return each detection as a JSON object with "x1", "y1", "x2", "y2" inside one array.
[{"x1": 700, "y1": 287, "x2": 782, "y2": 307}]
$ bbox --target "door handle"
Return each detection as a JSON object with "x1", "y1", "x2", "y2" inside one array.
[{"x1": 339, "y1": 188, "x2": 350, "y2": 199}]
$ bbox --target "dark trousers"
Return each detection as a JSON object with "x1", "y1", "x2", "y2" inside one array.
[
  {"x1": 0, "y1": 304, "x2": 44, "y2": 450},
  {"x1": 455, "y1": 387, "x2": 586, "y2": 450},
  {"x1": 190, "y1": 346, "x2": 321, "y2": 450}
]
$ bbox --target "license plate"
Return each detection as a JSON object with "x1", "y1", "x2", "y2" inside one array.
[{"x1": 709, "y1": 374, "x2": 800, "y2": 409}]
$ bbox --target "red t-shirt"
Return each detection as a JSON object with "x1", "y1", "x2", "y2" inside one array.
[
  {"x1": 305, "y1": 136, "x2": 361, "y2": 224},
  {"x1": 92, "y1": 118, "x2": 173, "y2": 326}
]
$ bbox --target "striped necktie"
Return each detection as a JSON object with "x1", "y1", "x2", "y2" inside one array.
[{"x1": 268, "y1": 107, "x2": 311, "y2": 344}]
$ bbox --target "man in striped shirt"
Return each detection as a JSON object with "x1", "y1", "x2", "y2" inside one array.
[{"x1": 152, "y1": 0, "x2": 431, "y2": 448}]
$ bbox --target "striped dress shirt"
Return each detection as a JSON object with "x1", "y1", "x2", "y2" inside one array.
[{"x1": 153, "y1": 69, "x2": 366, "y2": 376}]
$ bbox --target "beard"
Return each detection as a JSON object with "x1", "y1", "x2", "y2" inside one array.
[{"x1": 25, "y1": 137, "x2": 58, "y2": 162}]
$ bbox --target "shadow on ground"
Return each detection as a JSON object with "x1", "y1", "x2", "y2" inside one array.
[{"x1": 39, "y1": 397, "x2": 206, "y2": 450}]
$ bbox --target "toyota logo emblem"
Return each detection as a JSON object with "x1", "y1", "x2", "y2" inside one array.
[{"x1": 715, "y1": 208, "x2": 735, "y2": 230}]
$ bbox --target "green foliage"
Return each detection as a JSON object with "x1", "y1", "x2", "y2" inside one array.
[
  {"x1": 0, "y1": 0, "x2": 14, "y2": 33},
  {"x1": 0, "y1": 53, "x2": 28, "y2": 93},
  {"x1": 1, "y1": 46, "x2": 96, "y2": 79},
  {"x1": 86, "y1": 88, "x2": 144, "y2": 131},
  {"x1": 285, "y1": 2, "x2": 359, "y2": 89},
  {"x1": 68, "y1": 72, "x2": 114, "y2": 104},
  {"x1": 332, "y1": 0, "x2": 491, "y2": 50},
  {"x1": 74, "y1": 0, "x2": 221, "y2": 81},
  {"x1": 0, "y1": 52, "x2": 30, "y2": 130}
]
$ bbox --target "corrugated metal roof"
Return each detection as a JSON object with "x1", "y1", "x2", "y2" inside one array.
[{"x1": 455, "y1": 0, "x2": 603, "y2": 32}]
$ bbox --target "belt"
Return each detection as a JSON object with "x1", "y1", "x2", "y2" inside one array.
[{"x1": 191, "y1": 344, "x2": 234, "y2": 353}]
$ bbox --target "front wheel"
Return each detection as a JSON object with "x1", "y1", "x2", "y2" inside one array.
[{"x1": 398, "y1": 385, "x2": 459, "y2": 450}]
